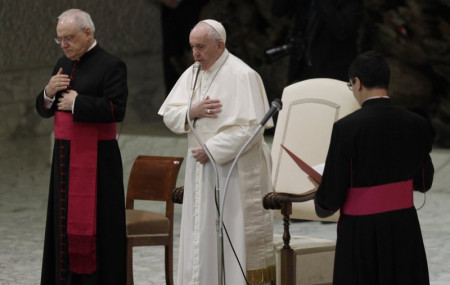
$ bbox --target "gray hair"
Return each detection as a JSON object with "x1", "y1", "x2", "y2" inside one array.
[{"x1": 58, "y1": 9, "x2": 96, "y2": 35}]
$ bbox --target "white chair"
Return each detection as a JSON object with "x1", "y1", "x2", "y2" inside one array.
[{"x1": 263, "y1": 78, "x2": 360, "y2": 285}]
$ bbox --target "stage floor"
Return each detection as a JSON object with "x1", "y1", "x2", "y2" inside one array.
[{"x1": 1, "y1": 124, "x2": 449, "y2": 284}]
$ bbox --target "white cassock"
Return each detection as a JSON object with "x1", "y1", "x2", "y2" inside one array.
[{"x1": 158, "y1": 49, "x2": 275, "y2": 285}]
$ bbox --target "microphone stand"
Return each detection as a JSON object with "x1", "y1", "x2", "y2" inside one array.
[
  {"x1": 220, "y1": 99, "x2": 282, "y2": 283},
  {"x1": 219, "y1": 124, "x2": 264, "y2": 249},
  {"x1": 186, "y1": 63, "x2": 225, "y2": 285}
]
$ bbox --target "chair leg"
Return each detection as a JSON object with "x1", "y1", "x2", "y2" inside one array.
[
  {"x1": 165, "y1": 244, "x2": 173, "y2": 285},
  {"x1": 127, "y1": 242, "x2": 134, "y2": 285}
]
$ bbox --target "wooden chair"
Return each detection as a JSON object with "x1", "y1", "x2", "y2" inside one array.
[
  {"x1": 126, "y1": 155, "x2": 183, "y2": 285},
  {"x1": 263, "y1": 78, "x2": 360, "y2": 284}
]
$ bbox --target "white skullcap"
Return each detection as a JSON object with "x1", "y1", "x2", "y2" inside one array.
[{"x1": 200, "y1": 19, "x2": 226, "y2": 44}]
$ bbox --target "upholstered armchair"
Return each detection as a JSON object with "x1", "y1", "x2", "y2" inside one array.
[{"x1": 263, "y1": 78, "x2": 359, "y2": 285}]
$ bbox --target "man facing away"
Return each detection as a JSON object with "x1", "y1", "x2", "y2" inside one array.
[
  {"x1": 315, "y1": 51, "x2": 434, "y2": 285},
  {"x1": 158, "y1": 20, "x2": 275, "y2": 285},
  {"x1": 36, "y1": 8, "x2": 128, "y2": 285}
]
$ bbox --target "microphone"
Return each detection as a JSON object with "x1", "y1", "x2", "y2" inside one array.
[
  {"x1": 191, "y1": 62, "x2": 202, "y2": 91},
  {"x1": 265, "y1": 44, "x2": 292, "y2": 56},
  {"x1": 259, "y1": 98, "x2": 282, "y2": 126}
]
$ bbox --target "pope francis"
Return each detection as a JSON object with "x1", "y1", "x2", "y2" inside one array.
[{"x1": 158, "y1": 19, "x2": 276, "y2": 285}]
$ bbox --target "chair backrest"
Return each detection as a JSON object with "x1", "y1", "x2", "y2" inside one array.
[
  {"x1": 126, "y1": 155, "x2": 183, "y2": 210},
  {"x1": 271, "y1": 78, "x2": 360, "y2": 221}
]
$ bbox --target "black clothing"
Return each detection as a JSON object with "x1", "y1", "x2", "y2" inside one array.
[
  {"x1": 315, "y1": 98, "x2": 434, "y2": 284},
  {"x1": 161, "y1": 0, "x2": 208, "y2": 93},
  {"x1": 272, "y1": 0, "x2": 363, "y2": 83},
  {"x1": 36, "y1": 45, "x2": 128, "y2": 285}
]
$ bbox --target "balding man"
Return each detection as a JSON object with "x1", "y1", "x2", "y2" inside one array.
[
  {"x1": 36, "y1": 9, "x2": 128, "y2": 284},
  {"x1": 159, "y1": 20, "x2": 275, "y2": 285}
]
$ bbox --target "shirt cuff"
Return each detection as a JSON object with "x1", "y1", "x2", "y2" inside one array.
[{"x1": 43, "y1": 88, "x2": 55, "y2": 109}]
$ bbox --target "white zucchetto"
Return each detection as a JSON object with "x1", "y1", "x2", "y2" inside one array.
[{"x1": 200, "y1": 19, "x2": 226, "y2": 43}]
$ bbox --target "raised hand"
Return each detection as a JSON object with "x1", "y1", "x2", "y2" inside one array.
[{"x1": 45, "y1": 67, "x2": 70, "y2": 98}]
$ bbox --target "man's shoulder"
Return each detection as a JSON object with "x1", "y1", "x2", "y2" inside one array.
[
  {"x1": 226, "y1": 53, "x2": 258, "y2": 75},
  {"x1": 88, "y1": 46, "x2": 126, "y2": 68},
  {"x1": 88, "y1": 45, "x2": 122, "y2": 61},
  {"x1": 336, "y1": 107, "x2": 364, "y2": 125}
]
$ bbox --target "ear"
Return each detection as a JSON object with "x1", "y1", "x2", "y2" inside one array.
[
  {"x1": 354, "y1": 77, "x2": 363, "y2": 91},
  {"x1": 84, "y1": 26, "x2": 93, "y2": 38},
  {"x1": 217, "y1": 40, "x2": 225, "y2": 52}
]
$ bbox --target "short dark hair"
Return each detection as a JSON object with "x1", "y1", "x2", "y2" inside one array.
[{"x1": 348, "y1": 51, "x2": 390, "y2": 89}]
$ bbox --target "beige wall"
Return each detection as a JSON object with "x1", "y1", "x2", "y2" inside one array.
[{"x1": 0, "y1": 0, "x2": 166, "y2": 140}]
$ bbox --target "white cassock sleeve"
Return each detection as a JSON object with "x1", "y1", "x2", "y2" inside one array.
[
  {"x1": 206, "y1": 124, "x2": 263, "y2": 165},
  {"x1": 158, "y1": 67, "x2": 192, "y2": 134}
]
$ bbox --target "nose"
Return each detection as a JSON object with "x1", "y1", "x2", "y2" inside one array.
[{"x1": 192, "y1": 47, "x2": 200, "y2": 56}]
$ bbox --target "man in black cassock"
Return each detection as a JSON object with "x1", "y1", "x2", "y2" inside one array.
[
  {"x1": 36, "y1": 9, "x2": 127, "y2": 284},
  {"x1": 315, "y1": 51, "x2": 434, "y2": 284}
]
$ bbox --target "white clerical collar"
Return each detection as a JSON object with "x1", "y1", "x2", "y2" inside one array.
[
  {"x1": 205, "y1": 49, "x2": 229, "y2": 74},
  {"x1": 88, "y1": 40, "x2": 97, "y2": 51},
  {"x1": 198, "y1": 49, "x2": 229, "y2": 100},
  {"x1": 363, "y1": 96, "x2": 390, "y2": 104}
]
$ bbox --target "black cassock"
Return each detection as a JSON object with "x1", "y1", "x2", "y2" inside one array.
[
  {"x1": 36, "y1": 45, "x2": 128, "y2": 285},
  {"x1": 315, "y1": 98, "x2": 434, "y2": 285}
]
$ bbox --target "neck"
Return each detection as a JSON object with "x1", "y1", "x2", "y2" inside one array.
[
  {"x1": 359, "y1": 88, "x2": 388, "y2": 105},
  {"x1": 88, "y1": 39, "x2": 96, "y2": 49}
]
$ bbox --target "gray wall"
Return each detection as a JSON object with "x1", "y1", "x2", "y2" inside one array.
[{"x1": 0, "y1": 0, "x2": 166, "y2": 140}]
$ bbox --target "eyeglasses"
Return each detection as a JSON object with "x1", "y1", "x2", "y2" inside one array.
[
  {"x1": 347, "y1": 82, "x2": 353, "y2": 91},
  {"x1": 54, "y1": 29, "x2": 83, "y2": 45}
]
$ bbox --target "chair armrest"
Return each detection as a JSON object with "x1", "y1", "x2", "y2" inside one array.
[
  {"x1": 262, "y1": 190, "x2": 317, "y2": 285},
  {"x1": 172, "y1": 186, "x2": 184, "y2": 204},
  {"x1": 263, "y1": 189, "x2": 317, "y2": 248},
  {"x1": 262, "y1": 189, "x2": 316, "y2": 210}
]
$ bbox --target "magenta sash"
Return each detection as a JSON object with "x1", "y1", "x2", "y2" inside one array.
[
  {"x1": 342, "y1": 180, "x2": 413, "y2": 216},
  {"x1": 54, "y1": 111, "x2": 116, "y2": 274}
]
